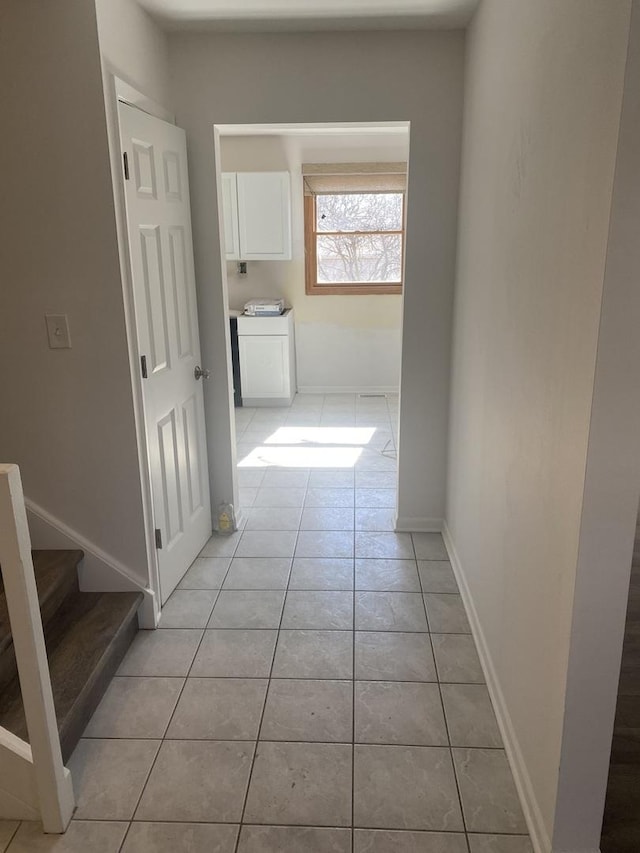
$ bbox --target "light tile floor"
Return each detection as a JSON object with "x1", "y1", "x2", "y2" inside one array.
[{"x1": 2, "y1": 394, "x2": 534, "y2": 852}]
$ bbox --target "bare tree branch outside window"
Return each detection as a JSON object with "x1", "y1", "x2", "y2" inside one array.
[{"x1": 315, "y1": 193, "x2": 403, "y2": 284}]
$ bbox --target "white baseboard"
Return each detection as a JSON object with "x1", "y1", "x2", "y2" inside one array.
[
  {"x1": 395, "y1": 516, "x2": 443, "y2": 532},
  {"x1": 442, "y1": 521, "x2": 551, "y2": 853},
  {"x1": 25, "y1": 499, "x2": 157, "y2": 628},
  {"x1": 241, "y1": 396, "x2": 294, "y2": 407},
  {"x1": 297, "y1": 385, "x2": 399, "y2": 395}
]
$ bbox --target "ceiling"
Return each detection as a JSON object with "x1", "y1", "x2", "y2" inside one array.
[{"x1": 135, "y1": 0, "x2": 479, "y2": 31}]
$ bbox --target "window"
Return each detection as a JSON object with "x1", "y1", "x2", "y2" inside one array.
[{"x1": 303, "y1": 164, "x2": 406, "y2": 295}]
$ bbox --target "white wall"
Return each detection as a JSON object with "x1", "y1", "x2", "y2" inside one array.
[
  {"x1": 95, "y1": 0, "x2": 170, "y2": 110},
  {"x1": 445, "y1": 1, "x2": 635, "y2": 850},
  {"x1": 0, "y1": 1, "x2": 148, "y2": 583},
  {"x1": 552, "y1": 3, "x2": 640, "y2": 848},
  {"x1": 168, "y1": 30, "x2": 464, "y2": 524},
  {"x1": 221, "y1": 131, "x2": 406, "y2": 392}
]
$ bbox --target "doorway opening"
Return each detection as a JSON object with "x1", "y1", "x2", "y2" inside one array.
[{"x1": 213, "y1": 122, "x2": 410, "y2": 532}]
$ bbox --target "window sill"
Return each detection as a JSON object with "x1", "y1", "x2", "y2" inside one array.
[{"x1": 305, "y1": 283, "x2": 403, "y2": 296}]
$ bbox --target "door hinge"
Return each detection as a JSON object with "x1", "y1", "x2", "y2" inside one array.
[
  {"x1": 141, "y1": 355, "x2": 148, "y2": 379},
  {"x1": 123, "y1": 151, "x2": 130, "y2": 181},
  {"x1": 155, "y1": 528, "x2": 163, "y2": 549}
]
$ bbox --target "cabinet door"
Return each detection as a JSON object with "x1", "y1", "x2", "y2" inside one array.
[
  {"x1": 236, "y1": 172, "x2": 292, "y2": 260},
  {"x1": 221, "y1": 172, "x2": 240, "y2": 260},
  {"x1": 239, "y1": 335, "x2": 290, "y2": 398}
]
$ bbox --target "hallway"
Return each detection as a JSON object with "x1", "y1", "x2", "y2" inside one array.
[{"x1": 2, "y1": 395, "x2": 533, "y2": 852}]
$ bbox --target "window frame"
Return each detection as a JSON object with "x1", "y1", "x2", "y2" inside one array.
[{"x1": 304, "y1": 191, "x2": 405, "y2": 296}]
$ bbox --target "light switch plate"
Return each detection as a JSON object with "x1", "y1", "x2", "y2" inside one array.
[{"x1": 45, "y1": 314, "x2": 72, "y2": 349}]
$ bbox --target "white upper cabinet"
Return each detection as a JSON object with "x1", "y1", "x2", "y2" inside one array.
[
  {"x1": 221, "y1": 172, "x2": 292, "y2": 261},
  {"x1": 221, "y1": 172, "x2": 240, "y2": 259}
]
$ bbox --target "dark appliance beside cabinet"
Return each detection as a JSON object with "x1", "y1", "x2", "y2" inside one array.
[{"x1": 229, "y1": 316, "x2": 242, "y2": 407}]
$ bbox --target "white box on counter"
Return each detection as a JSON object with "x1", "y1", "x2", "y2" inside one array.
[
  {"x1": 243, "y1": 298, "x2": 285, "y2": 316},
  {"x1": 237, "y1": 308, "x2": 293, "y2": 336}
]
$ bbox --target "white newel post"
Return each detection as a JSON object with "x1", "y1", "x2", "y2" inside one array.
[{"x1": 0, "y1": 464, "x2": 74, "y2": 832}]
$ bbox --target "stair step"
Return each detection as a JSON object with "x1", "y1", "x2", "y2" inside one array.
[
  {"x1": 0, "y1": 588, "x2": 142, "y2": 763},
  {"x1": 0, "y1": 550, "x2": 81, "y2": 692}
]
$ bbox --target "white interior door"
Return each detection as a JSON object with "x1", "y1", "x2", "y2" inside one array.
[{"x1": 119, "y1": 102, "x2": 212, "y2": 605}]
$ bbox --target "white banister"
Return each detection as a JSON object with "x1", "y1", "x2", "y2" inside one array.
[{"x1": 0, "y1": 464, "x2": 74, "y2": 832}]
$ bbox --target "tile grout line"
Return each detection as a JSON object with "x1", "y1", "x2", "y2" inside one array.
[
  {"x1": 232, "y1": 488, "x2": 301, "y2": 853},
  {"x1": 115, "y1": 817, "x2": 133, "y2": 852},
  {"x1": 413, "y1": 531, "x2": 472, "y2": 853},
  {"x1": 351, "y1": 520, "x2": 356, "y2": 853},
  {"x1": 158, "y1": 615, "x2": 468, "y2": 629},
  {"x1": 116, "y1": 540, "x2": 241, "y2": 847},
  {"x1": 82, "y1": 816, "x2": 531, "y2": 836},
  {"x1": 114, "y1": 641, "x2": 207, "y2": 851},
  {"x1": 78, "y1": 734, "x2": 508, "y2": 747},
  {"x1": 63, "y1": 813, "x2": 504, "y2": 832},
  {"x1": 100, "y1": 674, "x2": 490, "y2": 686},
  {"x1": 3, "y1": 821, "x2": 21, "y2": 853}
]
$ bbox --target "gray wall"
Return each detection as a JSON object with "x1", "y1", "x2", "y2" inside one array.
[
  {"x1": 167, "y1": 29, "x2": 465, "y2": 525},
  {"x1": 446, "y1": 0, "x2": 636, "y2": 848},
  {"x1": 0, "y1": 0, "x2": 149, "y2": 581},
  {"x1": 552, "y1": 3, "x2": 640, "y2": 848},
  {"x1": 95, "y1": 0, "x2": 170, "y2": 109}
]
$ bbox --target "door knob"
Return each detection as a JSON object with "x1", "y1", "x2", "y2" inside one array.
[{"x1": 194, "y1": 365, "x2": 211, "y2": 380}]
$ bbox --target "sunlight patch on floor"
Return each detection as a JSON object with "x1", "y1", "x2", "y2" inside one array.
[
  {"x1": 263, "y1": 427, "x2": 376, "y2": 446},
  {"x1": 237, "y1": 445, "x2": 363, "y2": 469}
]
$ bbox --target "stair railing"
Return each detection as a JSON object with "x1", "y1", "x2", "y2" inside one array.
[{"x1": 0, "y1": 464, "x2": 74, "y2": 832}]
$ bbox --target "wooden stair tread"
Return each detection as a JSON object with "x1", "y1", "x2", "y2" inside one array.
[
  {"x1": 0, "y1": 588, "x2": 142, "y2": 763},
  {"x1": 0, "y1": 549, "x2": 83, "y2": 657}
]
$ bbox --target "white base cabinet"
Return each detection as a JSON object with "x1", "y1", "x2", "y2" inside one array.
[{"x1": 237, "y1": 310, "x2": 296, "y2": 406}]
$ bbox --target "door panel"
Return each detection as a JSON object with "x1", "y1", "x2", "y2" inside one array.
[
  {"x1": 119, "y1": 102, "x2": 212, "y2": 604},
  {"x1": 132, "y1": 140, "x2": 157, "y2": 198},
  {"x1": 158, "y1": 409, "x2": 183, "y2": 546},
  {"x1": 163, "y1": 150, "x2": 182, "y2": 201},
  {"x1": 139, "y1": 226, "x2": 170, "y2": 374},
  {"x1": 168, "y1": 226, "x2": 194, "y2": 361},
  {"x1": 182, "y1": 394, "x2": 204, "y2": 516}
]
